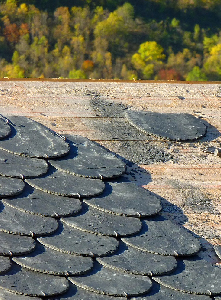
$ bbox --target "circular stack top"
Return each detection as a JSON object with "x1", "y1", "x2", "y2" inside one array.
[
  {"x1": 126, "y1": 110, "x2": 207, "y2": 141},
  {"x1": 49, "y1": 135, "x2": 126, "y2": 179},
  {"x1": 0, "y1": 116, "x2": 70, "y2": 158}
]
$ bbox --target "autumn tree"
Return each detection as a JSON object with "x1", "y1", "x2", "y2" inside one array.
[
  {"x1": 132, "y1": 41, "x2": 165, "y2": 79},
  {"x1": 30, "y1": 11, "x2": 49, "y2": 41},
  {"x1": 3, "y1": 21, "x2": 20, "y2": 44},
  {"x1": 0, "y1": 0, "x2": 17, "y2": 21},
  {"x1": 94, "y1": 3, "x2": 134, "y2": 59},
  {"x1": 82, "y1": 59, "x2": 94, "y2": 77},
  {"x1": 92, "y1": 3, "x2": 135, "y2": 78},
  {"x1": 157, "y1": 68, "x2": 182, "y2": 80},
  {"x1": 120, "y1": 63, "x2": 137, "y2": 80},
  {"x1": 71, "y1": 6, "x2": 91, "y2": 42},
  {"x1": 53, "y1": 7, "x2": 71, "y2": 50},
  {"x1": 69, "y1": 69, "x2": 86, "y2": 79},
  {"x1": 58, "y1": 45, "x2": 74, "y2": 78},
  {"x1": 166, "y1": 48, "x2": 202, "y2": 79},
  {"x1": 203, "y1": 34, "x2": 219, "y2": 54},
  {"x1": 28, "y1": 36, "x2": 49, "y2": 77},
  {"x1": 0, "y1": 49, "x2": 25, "y2": 78},
  {"x1": 203, "y1": 44, "x2": 221, "y2": 80}
]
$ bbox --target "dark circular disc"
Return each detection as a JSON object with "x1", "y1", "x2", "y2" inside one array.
[
  {"x1": 51, "y1": 283, "x2": 125, "y2": 299},
  {"x1": 38, "y1": 223, "x2": 119, "y2": 257},
  {"x1": 3, "y1": 184, "x2": 82, "y2": 217},
  {"x1": 69, "y1": 262, "x2": 152, "y2": 297},
  {"x1": 126, "y1": 111, "x2": 207, "y2": 141},
  {"x1": 13, "y1": 242, "x2": 94, "y2": 276},
  {"x1": 0, "y1": 117, "x2": 11, "y2": 139},
  {"x1": 49, "y1": 135, "x2": 126, "y2": 179},
  {"x1": 154, "y1": 258, "x2": 221, "y2": 296},
  {"x1": 97, "y1": 243, "x2": 177, "y2": 276},
  {"x1": 0, "y1": 263, "x2": 69, "y2": 297},
  {"x1": 122, "y1": 218, "x2": 201, "y2": 256},
  {"x1": 0, "y1": 116, "x2": 70, "y2": 158},
  {"x1": 0, "y1": 256, "x2": 11, "y2": 274},
  {"x1": 132, "y1": 281, "x2": 211, "y2": 300},
  {"x1": 61, "y1": 203, "x2": 142, "y2": 237},
  {"x1": 0, "y1": 177, "x2": 25, "y2": 197},
  {"x1": 0, "y1": 288, "x2": 41, "y2": 300},
  {"x1": 0, "y1": 149, "x2": 48, "y2": 178},
  {"x1": 0, "y1": 231, "x2": 36, "y2": 256},
  {"x1": 26, "y1": 167, "x2": 105, "y2": 198},
  {"x1": 0, "y1": 203, "x2": 58, "y2": 237},
  {"x1": 85, "y1": 182, "x2": 162, "y2": 217}
]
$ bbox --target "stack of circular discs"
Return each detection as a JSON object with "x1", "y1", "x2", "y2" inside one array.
[{"x1": 0, "y1": 114, "x2": 219, "y2": 299}]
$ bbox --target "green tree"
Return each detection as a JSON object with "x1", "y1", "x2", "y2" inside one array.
[
  {"x1": 69, "y1": 69, "x2": 86, "y2": 79},
  {"x1": 203, "y1": 34, "x2": 219, "y2": 54},
  {"x1": 93, "y1": 3, "x2": 134, "y2": 60},
  {"x1": 58, "y1": 45, "x2": 74, "y2": 77},
  {"x1": 193, "y1": 24, "x2": 200, "y2": 42},
  {"x1": 204, "y1": 44, "x2": 221, "y2": 80},
  {"x1": 29, "y1": 36, "x2": 49, "y2": 77},
  {"x1": 14, "y1": 34, "x2": 30, "y2": 76},
  {"x1": 0, "y1": 50, "x2": 25, "y2": 78},
  {"x1": 91, "y1": 6, "x2": 107, "y2": 27},
  {"x1": 2, "y1": 63, "x2": 25, "y2": 78},
  {"x1": 68, "y1": 7, "x2": 92, "y2": 70},
  {"x1": 131, "y1": 41, "x2": 165, "y2": 79},
  {"x1": 71, "y1": 6, "x2": 91, "y2": 40},
  {"x1": 186, "y1": 66, "x2": 207, "y2": 81}
]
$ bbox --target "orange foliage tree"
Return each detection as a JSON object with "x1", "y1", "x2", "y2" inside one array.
[
  {"x1": 82, "y1": 60, "x2": 94, "y2": 72},
  {"x1": 157, "y1": 68, "x2": 183, "y2": 80},
  {"x1": 3, "y1": 22, "x2": 20, "y2": 44}
]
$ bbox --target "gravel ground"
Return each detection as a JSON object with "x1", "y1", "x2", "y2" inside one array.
[{"x1": 0, "y1": 79, "x2": 221, "y2": 265}]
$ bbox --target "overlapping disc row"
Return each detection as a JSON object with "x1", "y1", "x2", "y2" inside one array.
[{"x1": 0, "y1": 114, "x2": 219, "y2": 299}]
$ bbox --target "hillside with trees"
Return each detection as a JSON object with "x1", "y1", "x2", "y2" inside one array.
[{"x1": 0, "y1": 0, "x2": 221, "y2": 80}]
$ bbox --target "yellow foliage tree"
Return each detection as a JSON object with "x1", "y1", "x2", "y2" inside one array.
[
  {"x1": 2, "y1": 51, "x2": 25, "y2": 78},
  {"x1": 204, "y1": 44, "x2": 221, "y2": 80},
  {"x1": 131, "y1": 41, "x2": 165, "y2": 79},
  {"x1": 0, "y1": 0, "x2": 17, "y2": 19},
  {"x1": 17, "y1": 3, "x2": 28, "y2": 15}
]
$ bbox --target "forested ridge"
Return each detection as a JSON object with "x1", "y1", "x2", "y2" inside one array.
[{"x1": 1, "y1": 0, "x2": 221, "y2": 80}]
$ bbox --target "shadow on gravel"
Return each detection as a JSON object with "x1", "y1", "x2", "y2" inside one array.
[{"x1": 199, "y1": 119, "x2": 221, "y2": 142}]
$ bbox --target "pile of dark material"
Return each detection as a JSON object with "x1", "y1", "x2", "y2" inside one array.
[{"x1": 0, "y1": 115, "x2": 220, "y2": 299}]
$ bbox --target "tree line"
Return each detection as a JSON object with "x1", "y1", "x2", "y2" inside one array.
[{"x1": 0, "y1": 0, "x2": 221, "y2": 80}]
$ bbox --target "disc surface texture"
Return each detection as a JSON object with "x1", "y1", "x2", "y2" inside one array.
[{"x1": 126, "y1": 111, "x2": 207, "y2": 141}]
